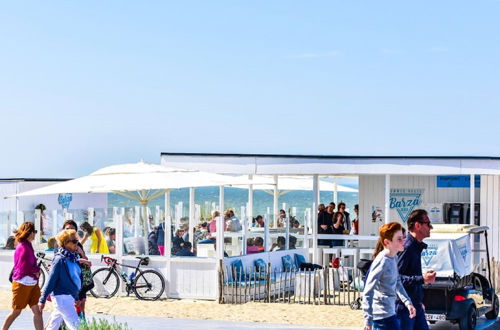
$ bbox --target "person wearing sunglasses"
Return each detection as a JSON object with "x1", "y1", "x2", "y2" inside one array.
[
  {"x1": 396, "y1": 209, "x2": 436, "y2": 330},
  {"x1": 2, "y1": 222, "x2": 43, "y2": 330},
  {"x1": 39, "y1": 230, "x2": 82, "y2": 330}
]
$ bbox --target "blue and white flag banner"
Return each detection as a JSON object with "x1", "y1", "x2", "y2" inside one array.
[
  {"x1": 389, "y1": 188, "x2": 424, "y2": 223},
  {"x1": 422, "y1": 233, "x2": 472, "y2": 277}
]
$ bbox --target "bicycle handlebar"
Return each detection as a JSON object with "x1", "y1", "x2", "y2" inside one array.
[{"x1": 101, "y1": 255, "x2": 117, "y2": 266}]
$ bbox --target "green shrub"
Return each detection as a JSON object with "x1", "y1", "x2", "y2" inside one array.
[{"x1": 78, "y1": 317, "x2": 131, "y2": 330}]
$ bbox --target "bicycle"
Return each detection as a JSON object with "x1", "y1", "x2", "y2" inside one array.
[
  {"x1": 36, "y1": 252, "x2": 53, "y2": 289},
  {"x1": 90, "y1": 255, "x2": 165, "y2": 301}
]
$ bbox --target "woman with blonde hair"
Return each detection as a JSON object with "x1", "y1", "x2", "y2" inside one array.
[
  {"x1": 39, "y1": 230, "x2": 82, "y2": 330},
  {"x1": 2, "y1": 222, "x2": 43, "y2": 330},
  {"x1": 362, "y1": 222, "x2": 416, "y2": 330}
]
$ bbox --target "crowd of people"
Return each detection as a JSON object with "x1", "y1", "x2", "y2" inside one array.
[
  {"x1": 317, "y1": 202, "x2": 359, "y2": 247},
  {"x1": 362, "y1": 209, "x2": 436, "y2": 330}
]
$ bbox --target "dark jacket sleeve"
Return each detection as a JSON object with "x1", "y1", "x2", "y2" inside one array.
[
  {"x1": 39, "y1": 257, "x2": 62, "y2": 303},
  {"x1": 397, "y1": 249, "x2": 424, "y2": 286}
]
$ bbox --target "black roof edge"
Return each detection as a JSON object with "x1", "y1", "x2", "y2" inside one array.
[
  {"x1": 160, "y1": 152, "x2": 500, "y2": 160},
  {"x1": 0, "y1": 178, "x2": 71, "y2": 182}
]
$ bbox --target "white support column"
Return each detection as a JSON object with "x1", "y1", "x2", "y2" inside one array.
[
  {"x1": 164, "y1": 190, "x2": 171, "y2": 298},
  {"x1": 115, "y1": 207, "x2": 124, "y2": 261},
  {"x1": 52, "y1": 210, "x2": 58, "y2": 238},
  {"x1": 470, "y1": 174, "x2": 477, "y2": 265},
  {"x1": 384, "y1": 174, "x2": 391, "y2": 224},
  {"x1": 304, "y1": 208, "x2": 310, "y2": 249},
  {"x1": 333, "y1": 177, "x2": 338, "y2": 204},
  {"x1": 241, "y1": 205, "x2": 247, "y2": 255},
  {"x1": 470, "y1": 174, "x2": 475, "y2": 225},
  {"x1": 155, "y1": 205, "x2": 160, "y2": 227},
  {"x1": 34, "y1": 209, "x2": 41, "y2": 249},
  {"x1": 189, "y1": 187, "x2": 195, "y2": 243},
  {"x1": 264, "y1": 213, "x2": 271, "y2": 252},
  {"x1": 217, "y1": 186, "x2": 225, "y2": 260},
  {"x1": 164, "y1": 190, "x2": 171, "y2": 221},
  {"x1": 285, "y1": 215, "x2": 290, "y2": 250},
  {"x1": 88, "y1": 207, "x2": 94, "y2": 226},
  {"x1": 133, "y1": 206, "x2": 140, "y2": 237},
  {"x1": 248, "y1": 175, "x2": 254, "y2": 221},
  {"x1": 273, "y1": 175, "x2": 279, "y2": 228},
  {"x1": 312, "y1": 175, "x2": 319, "y2": 264}
]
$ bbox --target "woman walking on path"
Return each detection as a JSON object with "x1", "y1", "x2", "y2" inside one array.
[
  {"x1": 2, "y1": 222, "x2": 43, "y2": 330},
  {"x1": 39, "y1": 229, "x2": 82, "y2": 330},
  {"x1": 362, "y1": 222, "x2": 416, "y2": 330},
  {"x1": 61, "y1": 220, "x2": 93, "y2": 319},
  {"x1": 80, "y1": 221, "x2": 109, "y2": 254}
]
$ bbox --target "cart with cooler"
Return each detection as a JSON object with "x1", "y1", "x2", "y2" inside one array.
[{"x1": 422, "y1": 224, "x2": 498, "y2": 330}]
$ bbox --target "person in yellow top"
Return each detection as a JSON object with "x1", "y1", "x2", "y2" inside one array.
[{"x1": 79, "y1": 222, "x2": 109, "y2": 254}]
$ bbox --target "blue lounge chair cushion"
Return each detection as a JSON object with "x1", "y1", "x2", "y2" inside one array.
[
  {"x1": 282, "y1": 255, "x2": 294, "y2": 271},
  {"x1": 254, "y1": 258, "x2": 267, "y2": 272},
  {"x1": 231, "y1": 259, "x2": 245, "y2": 280},
  {"x1": 294, "y1": 253, "x2": 306, "y2": 269}
]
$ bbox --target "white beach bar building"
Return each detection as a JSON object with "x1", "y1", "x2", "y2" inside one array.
[
  {"x1": 161, "y1": 153, "x2": 500, "y2": 265},
  {"x1": 2, "y1": 154, "x2": 500, "y2": 301}
]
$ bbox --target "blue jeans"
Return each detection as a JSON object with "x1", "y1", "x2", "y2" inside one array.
[
  {"x1": 373, "y1": 315, "x2": 400, "y2": 330},
  {"x1": 397, "y1": 304, "x2": 429, "y2": 330},
  {"x1": 197, "y1": 238, "x2": 215, "y2": 244}
]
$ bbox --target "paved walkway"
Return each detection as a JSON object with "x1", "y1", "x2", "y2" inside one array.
[
  {"x1": 0, "y1": 310, "x2": 346, "y2": 330},
  {"x1": 0, "y1": 310, "x2": 499, "y2": 329}
]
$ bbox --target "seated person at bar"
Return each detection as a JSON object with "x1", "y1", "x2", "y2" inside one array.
[
  {"x1": 289, "y1": 235, "x2": 297, "y2": 249},
  {"x1": 105, "y1": 228, "x2": 116, "y2": 254},
  {"x1": 246, "y1": 238, "x2": 258, "y2": 254},
  {"x1": 193, "y1": 222, "x2": 209, "y2": 246},
  {"x1": 277, "y1": 209, "x2": 286, "y2": 228},
  {"x1": 271, "y1": 236, "x2": 285, "y2": 251},
  {"x1": 199, "y1": 211, "x2": 227, "y2": 244},
  {"x1": 3, "y1": 236, "x2": 15, "y2": 250},
  {"x1": 171, "y1": 228, "x2": 185, "y2": 255},
  {"x1": 252, "y1": 215, "x2": 265, "y2": 228},
  {"x1": 225, "y1": 209, "x2": 242, "y2": 232},
  {"x1": 148, "y1": 226, "x2": 160, "y2": 255},
  {"x1": 331, "y1": 212, "x2": 345, "y2": 246},
  {"x1": 247, "y1": 237, "x2": 265, "y2": 254},
  {"x1": 45, "y1": 237, "x2": 56, "y2": 252},
  {"x1": 176, "y1": 241, "x2": 195, "y2": 257}
]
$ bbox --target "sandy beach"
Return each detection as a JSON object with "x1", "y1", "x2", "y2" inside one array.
[{"x1": 0, "y1": 289, "x2": 363, "y2": 329}]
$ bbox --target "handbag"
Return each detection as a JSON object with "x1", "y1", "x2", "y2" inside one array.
[{"x1": 80, "y1": 263, "x2": 94, "y2": 291}]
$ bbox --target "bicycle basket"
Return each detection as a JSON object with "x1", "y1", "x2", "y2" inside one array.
[{"x1": 141, "y1": 257, "x2": 150, "y2": 266}]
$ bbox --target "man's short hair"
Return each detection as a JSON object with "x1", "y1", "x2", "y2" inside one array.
[
  {"x1": 108, "y1": 228, "x2": 116, "y2": 236},
  {"x1": 406, "y1": 209, "x2": 428, "y2": 231}
]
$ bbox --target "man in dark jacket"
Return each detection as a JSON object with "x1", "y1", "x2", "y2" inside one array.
[{"x1": 396, "y1": 209, "x2": 436, "y2": 330}]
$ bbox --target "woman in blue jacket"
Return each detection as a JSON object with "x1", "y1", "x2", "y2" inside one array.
[{"x1": 38, "y1": 229, "x2": 82, "y2": 330}]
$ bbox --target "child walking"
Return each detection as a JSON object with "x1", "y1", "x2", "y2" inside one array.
[{"x1": 362, "y1": 222, "x2": 416, "y2": 330}]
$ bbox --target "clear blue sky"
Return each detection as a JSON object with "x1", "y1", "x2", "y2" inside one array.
[{"x1": 1, "y1": 1, "x2": 500, "y2": 178}]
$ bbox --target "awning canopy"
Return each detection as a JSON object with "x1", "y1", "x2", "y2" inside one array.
[
  {"x1": 6, "y1": 161, "x2": 269, "y2": 203},
  {"x1": 161, "y1": 153, "x2": 500, "y2": 175},
  {"x1": 233, "y1": 175, "x2": 357, "y2": 194}
]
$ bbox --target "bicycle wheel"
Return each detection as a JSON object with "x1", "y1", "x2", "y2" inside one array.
[
  {"x1": 133, "y1": 269, "x2": 165, "y2": 301},
  {"x1": 38, "y1": 269, "x2": 46, "y2": 289},
  {"x1": 90, "y1": 268, "x2": 120, "y2": 298}
]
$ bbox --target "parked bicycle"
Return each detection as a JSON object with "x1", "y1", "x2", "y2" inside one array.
[
  {"x1": 90, "y1": 255, "x2": 165, "y2": 301},
  {"x1": 36, "y1": 252, "x2": 53, "y2": 289}
]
